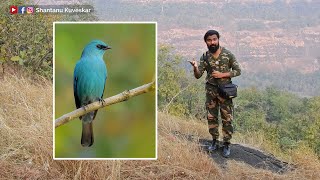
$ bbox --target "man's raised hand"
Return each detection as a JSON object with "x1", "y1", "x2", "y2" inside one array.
[{"x1": 188, "y1": 58, "x2": 198, "y2": 68}]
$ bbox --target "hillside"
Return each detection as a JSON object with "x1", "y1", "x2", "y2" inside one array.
[
  {"x1": 95, "y1": 0, "x2": 320, "y2": 72},
  {"x1": 1, "y1": 72, "x2": 320, "y2": 179},
  {"x1": 94, "y1": 0, "x2": 320, "y2": 96},
  {"x1": 158, "y1": 112, "x2": 320, "y2": 179}
]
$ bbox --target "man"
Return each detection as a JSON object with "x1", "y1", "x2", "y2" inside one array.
[{"x1": 189, "y1": 30, "x2": 241, "y2": 157}]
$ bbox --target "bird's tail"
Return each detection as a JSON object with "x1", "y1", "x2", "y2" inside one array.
[{"x1": 81, "y1": 121, "x2": 94, "y2": 147}]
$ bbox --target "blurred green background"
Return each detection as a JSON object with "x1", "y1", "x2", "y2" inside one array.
[{"x1": 54, "y1": 23, "x2": 156, "y2": 158}]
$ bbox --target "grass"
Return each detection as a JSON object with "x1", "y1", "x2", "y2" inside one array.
[{"x1": 0, "y1": 72, "x2": 319, "y2": 179}]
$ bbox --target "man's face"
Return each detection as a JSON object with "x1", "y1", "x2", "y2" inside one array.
[{"x1": 206, "y1": 34, "x2": 219, "y2": 53}]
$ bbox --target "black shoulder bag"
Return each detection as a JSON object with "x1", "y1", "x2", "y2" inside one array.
[{"x1": 203, "y1": 52, "x2": 238, "y2": 99}]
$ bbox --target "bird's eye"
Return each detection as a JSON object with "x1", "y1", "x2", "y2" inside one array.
[{"x1": 96, "y1": 44, "x2": 106, "y2": 50}]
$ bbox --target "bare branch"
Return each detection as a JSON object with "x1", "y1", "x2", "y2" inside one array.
[{"x1": 55, "y1": 81, "x2": 155, "y2": 128}]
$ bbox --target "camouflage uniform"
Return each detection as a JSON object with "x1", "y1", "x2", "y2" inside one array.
[{"x1": 198, "y1": 47, "x2": 241, "y2": 143}]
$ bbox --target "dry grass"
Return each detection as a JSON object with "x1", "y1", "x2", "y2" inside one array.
[{"x1": 0, "y1": 72, "x2": 319, "y2": 179}]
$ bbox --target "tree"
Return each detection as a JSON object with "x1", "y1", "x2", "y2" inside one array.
[{"x1": 158, "y1": 45, "x2": 188, "y2": 115}]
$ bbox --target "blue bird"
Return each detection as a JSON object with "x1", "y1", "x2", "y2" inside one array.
[{"x1": 73, "y1": 40, "x2": 111, "y2": 147}]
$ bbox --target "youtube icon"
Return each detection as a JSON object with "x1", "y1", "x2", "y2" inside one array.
[{"x1": 10, "y1": 5, "x2": 18, "y2": 14}]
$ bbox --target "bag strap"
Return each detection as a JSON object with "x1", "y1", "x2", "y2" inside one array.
[{"x1": 203, "y1": 52, "x2": 212, "y2": 74}]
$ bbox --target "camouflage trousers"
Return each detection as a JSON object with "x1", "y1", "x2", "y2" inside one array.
[{"x1": 205, "y1": 83, "x2": 234, "y2": 143}]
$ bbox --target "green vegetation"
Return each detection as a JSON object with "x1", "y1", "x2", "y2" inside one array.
[
  {"x1": 0, "y1": 0, "x2": 97, "y2": 79},
  {"x1": 238, "y1": 70, "x2": 320, "y2": 97},
  {"x1": 158, "y1": 45, "x2": 320, "y2": 156},
  {"x1": 158, "y1": 45, "x2": 205, "y2": 117},
  {"x1": 235, "y1": 88, "x2": 320, "y2": 155},
  {"x1": 0, "y1": 1, "x2": 56, "y2": 78}
]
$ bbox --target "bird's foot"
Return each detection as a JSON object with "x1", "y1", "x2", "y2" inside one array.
[
  {"x1": 82, "y1": 105, "x2": 88, "y2": 111},
  {"x1": 99, "y1": 98, "x2": 106, "y2": 105}
]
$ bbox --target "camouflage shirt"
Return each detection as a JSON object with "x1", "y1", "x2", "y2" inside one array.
[{"x1": 198, "y1": 47, "x2": 241, "y2": 85}]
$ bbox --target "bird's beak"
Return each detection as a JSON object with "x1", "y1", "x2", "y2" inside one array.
[{"x1": 104, "y1": 46, "x2": 111, "y2": 50}]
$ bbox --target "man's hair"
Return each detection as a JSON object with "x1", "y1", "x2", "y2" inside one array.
[{"x1": 204, "y1": 30, "x2": 220, "y2": 41}]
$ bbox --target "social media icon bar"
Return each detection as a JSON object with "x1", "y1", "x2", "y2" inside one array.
[
  {"x1": 18, "y1": 6, "x2": 26, "y2": 14},
  {"x1": 10, "y1": 5, "x2": 18, "y2": 14}
]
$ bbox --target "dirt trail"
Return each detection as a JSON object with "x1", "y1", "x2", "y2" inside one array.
[
  {"x1": 172, "y1": 131, "x2": 294, "y2": 174},
  {"x1": 199, "y1": 139, "x2": 293, "y2": 173}
]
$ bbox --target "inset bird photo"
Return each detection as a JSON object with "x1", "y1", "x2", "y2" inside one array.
[{"x1": 53, "y1": 22, "x2": 156, "y2": 159}]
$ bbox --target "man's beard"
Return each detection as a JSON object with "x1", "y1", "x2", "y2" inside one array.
[{"x1": 208, "y1": 43, "x2": 219, "y2": 53}]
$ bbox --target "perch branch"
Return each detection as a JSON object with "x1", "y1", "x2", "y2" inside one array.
[{"x1": 55, "y1": 81, "x2": 155, "y2": 128}]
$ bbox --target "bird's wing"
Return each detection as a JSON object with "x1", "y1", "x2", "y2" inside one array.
[
  {"x1": 73, "y1": 70, "x2": 81, "y2": 109},
  {"x1": 101, "y1": 76, "x2": 107, "y2": 99},
  {"x1": 94, "y1": 72, "x2": 107, "y2": 120}
]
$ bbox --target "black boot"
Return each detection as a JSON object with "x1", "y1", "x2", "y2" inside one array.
[
  {"x1": 222, "y1": 142, "x2": 230, "y2": 157},
  {"x1": 208, "y1": 139, "x2": 217, "y2": 152}
]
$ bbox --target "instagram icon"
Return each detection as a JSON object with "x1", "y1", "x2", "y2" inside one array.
[{"x1": 27, "y1": 7, "x2": 34, "y2": 14}]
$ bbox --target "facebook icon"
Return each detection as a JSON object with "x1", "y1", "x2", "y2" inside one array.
[{"x1": 18, "y1": 6, "x2": 26, "y2": 14}]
